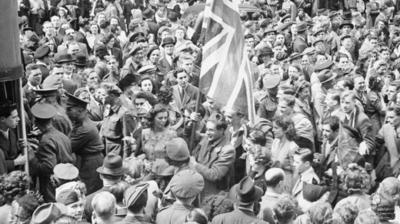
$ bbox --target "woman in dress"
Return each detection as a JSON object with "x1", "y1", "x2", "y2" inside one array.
[
  {"x1": 271, "y1": 115, "x2": 299, "y2": 193},
  {"x1": 140, "y1": 104, "x2": 177, "y2": 161}
]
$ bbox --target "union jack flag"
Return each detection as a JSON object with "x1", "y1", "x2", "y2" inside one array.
[{"x1": 200, "y1": 0, "x2": 256, "y2": 124}]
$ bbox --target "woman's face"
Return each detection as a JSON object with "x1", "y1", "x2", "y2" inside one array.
[
  {"x1": 299, "y1": 87, "x2": 310, "y2": 100},
  {"x1": 154, "y1": 111, "x2": 169, "y2": 129},
  {"x1": 90, "y1": 24, "x2": 99, "y2": 34},
  {"x1": 141, "y1": 79, "x2": 153, "y2": 93},
  {"x1": 149, "y1": 49, "x2": 160, "y2": 63},
  {"x1": 67, "y1": 201, "x2": 85, "y2": 220},
  {"x1": 273, "y1": 123, "x2": 284, "y2": 139}
]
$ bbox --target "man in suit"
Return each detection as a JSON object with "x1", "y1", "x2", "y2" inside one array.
[
  {"x1": 293, "y1": 22, "x2": 308, "y2": 53},
  {"x1": 0, "y1": 102, "x2": 26, "y2": 174},
  {"x1": 192, "y1": 115, "x2": 235, "y2": 200},
  {"x1": 158, "y1": 37, "x2": 176, "y2": 76},
  {"x1": 171, "y1": 68, "x2": 200, "y2": 111},
  {"x1": 23, "y1": 63, "x2": 43, "y2": 106},
  {"x1": 292, "y1": 148, "x2": 320, "y2": 212}
]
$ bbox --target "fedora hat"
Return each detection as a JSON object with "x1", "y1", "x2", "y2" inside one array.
[
  {"x1": 73, "y1": 53, "x2": 87, "y2": 67},
  {"x1": 124, "y1": 183, "x2": 149, "y2": 208},
  {"x1": 96, "y1": 153, "x2": 124, "y2": 177},
  {"x1": 54, "y1": 52, "x2": 74, "y2": 64},
  {"x1": 318, "y1": 69, "x2": 337, "y2": 84},
  {"x1": 296, "y1": 22, "x2": 307, "y2": 33},
  {"x1": 231, "y1": 176, "x2": 263, "y2": 205}
]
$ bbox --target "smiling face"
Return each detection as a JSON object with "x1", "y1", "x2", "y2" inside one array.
[{"x1": 154, "y1": 111, "x2": 169, "y2": 129}]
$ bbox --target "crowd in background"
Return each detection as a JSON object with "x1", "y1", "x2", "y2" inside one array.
[{"x1": 3, "y1": 0, "x2": 400, "y2": 224}]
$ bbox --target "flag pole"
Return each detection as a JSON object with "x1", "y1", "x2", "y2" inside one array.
[{"x1": 19, "y1": 78, "x2": 29, "y2": 176}]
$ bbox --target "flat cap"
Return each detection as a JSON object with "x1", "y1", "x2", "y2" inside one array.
[
  {"x1": 129, "y1": 44, "x2": 144, "y2": 56},
  {"x1": 165, "y1": 137, "x2": 190, "y2": 161},
  {"x1": 54, "y1": 52, "x2": 74, "y2": 64},
  {"x1": 53, "y1": 163, "x2": 79, "y2": 181},
  {"x1": 123, "y1": 183, "x2": 149, "y2": 208},
  {"x1": 34, "y1": 45, "x2": 51, "y2": 59},
  {"x1": 314, "y1": 60, "x2": 334, "y2": 72},
  {"x1": 65, "y1": 92, "x2": 88, "y2": 108},
  {"x1": 170, "y1": 170, "x2": 204, "y2": 198},
  {"x1": 129, "y1": 31, "x2": 146, "y2": 43},
  {"x1": 31, "y1": 103, "x2": 56, "y2": 119},
  {"x1": 161, "y1": 37, "x2": 175, "y2": 47}
]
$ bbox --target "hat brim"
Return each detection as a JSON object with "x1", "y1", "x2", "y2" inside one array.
[
  {"x1": 340, "y1": 23, "x2": 354, "y2": 29},
  {"x1": 320, "y1": 72, "x2": 337, "y2": 84},
  {"x1": 96, "y1": 166, "x2": 124, "y2": 176},
  {"x1": 232, "y1": 184, "x2": 263, "y2": 205}
]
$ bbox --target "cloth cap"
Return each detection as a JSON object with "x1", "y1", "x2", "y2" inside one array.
[
  {"x1": 318, "y1": 69, "x2": 337, "y2": 84},
  {"x1": 123, "y1": 182, "x2": 149, "y2": 208},
  {"x1": 53, "y1": 163, "x2": 79, "y2": 181},
  {"x1": 259, "y1": 47, "x2": 274, "y2": 57},
  {"x1": 314, "y1": 60, "x2": 334, "y2": 72},
  {"x1": 56, "y1": 189, "x2": 79, "y2": 205},
  {"x1": 54, "y1": 53, "x2": 74, "y2": 64},
  {"x1": 129, "y1": 32, "x2": 146, "y2": 43},
  {"x1": 165, "y1": 137, "x2": 190, "y2": 161},
  {"x1": 31, "y1": 203, "x2": 67, "y2": 224},
  {"x1": 31, "y1": 103, "x2": 56, "y2": 119},
  {"x1": 170, "y1": 170, "x2": 204, "y2": 198},
  {"x1": 65, "y1": 92, "x2": 88, "y2": 108},
  {"x1": 34, "y1": 45, "x2": 51, "y2": 59},
  {"x1": 96, "y1": 153, "x2": 124, "y2": 177}
]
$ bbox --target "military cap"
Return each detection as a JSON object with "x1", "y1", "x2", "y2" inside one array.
[
  {"x1": 96, "y1": 153, "x2": 124, "y2": 177},
  {"x1": 302, "y1": 182, "x2": 329, "y2": 202},
  {"x1": 31, "y1": 103, "x2": 56, "y2": 119},
  {"x1": 340, "y1": 20, "x2": 354, "y2": 29},
  {"x1": 263, "y1": 27, "x2": 277, "y2": 36},
  {"x1": 54, "y1": 52, "x2": 74, "y2": 64},
  {"x1": 35, "y1": 88, "x2": 59, "y2": 97},
  {"x1": 258, "y1": 47, "x2": 274, "y2": 57},
  {"x1": 161, "y1": 37, "x2": 176, "y2": 47},
  {"x1": 129, "y1": 31, "x2": 146, "y2": 43},
  {"x1": 169, "y1": 170, "x2": 204, "y2": 198},
  {"x1": 165, "y1": 137, "x2": 190, "y2": 162},
  {"x1": 151, "y1": 159, "x2": 175, "y2": 176},
  {"x1": 280, "y1": 14, "x2": 290, "y2": 23},
  {"x1": 53, "y1": 163, "x2": 79, "y2": 181},
  {"x1": 42, "y1": 75, "x2": 63, "y2": 89},
  {"x1": 34, "y1": 45, "x2": 51, "y2": 59},
  {"x1": 56, "y1": 189, "x2": 79, "y2": 206},
  {"x1": 262, "y1": 74, "x2": 281, "y2": 89},
  {"x1": 124, "y1": 183, "x2": 149, "y2": 208},
  {"x1": 296, "y1": 22, "x2": 307, "y2": 33},
  {"x1": 65, "y1": 92, "x2": 88, "y2": 108},
  {"x1": 314, "y1": 60, "x2": 334, "y2": 72},
  {"x1": 31, "y1": 203, "x2": 67, "y2": 224},
  {"x1": 318, "y1": 69, "x2": 337, "y2": 84}
]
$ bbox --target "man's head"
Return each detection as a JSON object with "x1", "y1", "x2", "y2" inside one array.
[
  {"x1": 386, "y1": 106, "x2": 400, "y2": 125},
  {"x1": 325, "y1": 89, "x2": 341, "y2": 111},
  {"x1": 0, "y1": 102, "x2": 19, "y2": 129},
  {"x1": 277, "y1": 95, "x2": 295, "y2": 116},
  {"x1": 223, "y1": 107, "x2": 245, "y2": 127},
  {"x1": 174, "y1": 68, "x2": 189, "y2": 88},
  {"x1": 353, "y1": 75, "x2": 365, "y2": 92},
  {"x1": 265, "y1": 168, "x2": 285, "y2": 193},
  {"x1": 387, "y1": 84, "x2": 400, "y2": 102},
  {"x1": 178, "y1": 54, "x2": 194, "y2": 74},
  {"x1": 322, "y1": 116, "x2": 340, "y2": 142},
  {"x1": 340, "y1": 91, "x2": 356, "y2": 114},
  {"x1": 293, "y1": 148, "x2": 314, "y2": 174},
  {"x1": 337, "y1": 54, "x2": 350, "y2": 70},
  {"x1": 91, "y1": 192, "x2": 116, "y2": 223},
  {"x1": 206, "y1": 115, "x2": 228, "y2": 142},
  {"x1": 25, "y1": 63, "x2": 42, "y2": 87},
  {"x1": 244, "y1": 33, "x2": 255, "y2": 48}
]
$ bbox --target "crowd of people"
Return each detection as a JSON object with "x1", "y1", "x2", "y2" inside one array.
[{"x1": 3, "y1": 0, "x2": 400, "y2": 223}]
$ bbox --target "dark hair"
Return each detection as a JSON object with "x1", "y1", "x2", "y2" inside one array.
[
  {"x1": 207, "y1": 114, "x2": 228, "y2": 131},
  {"x1": 185, "y1": 209, "x2": 208, "y2": 224},
  {"x1": 202, "y1": 193, "x2": 234, "y2": 220},
  {"x1": 173, "y1": 68, "x2": 189, "y2": 78},
  {"x1": 134, "y1": 91, "x2": 158, "y2": 106},
  {"x1": 387, "y1": 106, "x2": 400, "y2": 117},
  {"x1": 0, "y1": 101, "x2": 17, "y2": 118},
  {"x1": 157, "y1": 86, "x2": 173, "y2": 105},
  {"x1": 148, "y1": 104, "x2": 170, "y2": 129},
  {"x1": 0, "y1": 171, "x2": 30, "y2": 204},
  {"x1": 247, "y1": 129, "x2": 267, "y2": 146},
  {"x1": 322, "y1": 116, "x2": 340, "y2": 132},
  {"x1": 294, "y1": 148, "x2": 314, "y2": 164},
  {"x1": 273, "y1": 115, "x2": 297, "y2": 141},
  {"x1": 273, "y1": 195, "x2": 298, "y2": 224},
  {"x1": 139, "y1": 76, "x2": 157, "y2": 94},
  {"x1": 108, "y1": 181, "x2": 128, "y2": 203},
  {"x1": 147, "y1": 46, "x2": 160, "y2": 59},
  {"x1": 337, "y1": 77, "x2": 354, "y2": 90},
  {"x1": 279, "y1": 95, "x2": 296, "y2": 108},
  {"x1": 25, "y1": 63, "x2": 41, "y2": 76}
]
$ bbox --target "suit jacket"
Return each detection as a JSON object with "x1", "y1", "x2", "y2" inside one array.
[
  {"x1": 212, "y1": 208, "x2": 269, "y2": 224},
  {"x1": 293, "y1": 35, "x2": 308, "y2": 53},
  {"x1": 156, "y1": 202, "x2": 192, "y2": 224},
  {"x1": 193, "y1": 136, "x2": 236, "y2": 200},
  {"x1": 172, "y1": 84, "x2": 200, "y2": 111},
  {"x1": 0, "y1": 130, "x2": 20, "y2": 173}
]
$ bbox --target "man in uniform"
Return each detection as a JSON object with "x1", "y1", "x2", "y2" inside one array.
[
  {"x1": 65, "y1": 93, "x2": 104, "y2": 195},
  {"x1": 29, "y1": 102, "x2": 75, "y2": 202},
  {"x1": 156, "y1": 170, "x2": 204, "y2": 224}
]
